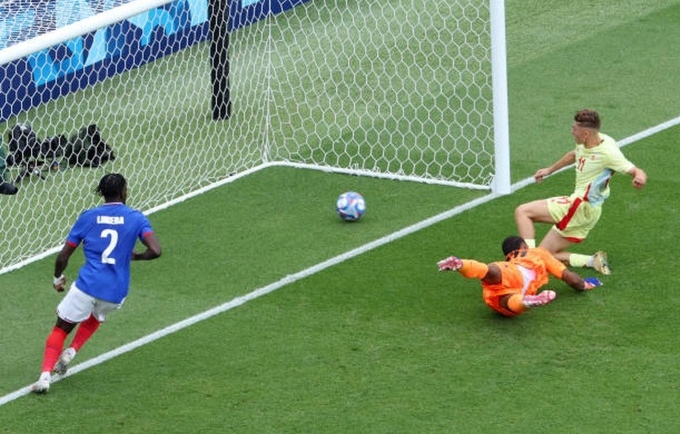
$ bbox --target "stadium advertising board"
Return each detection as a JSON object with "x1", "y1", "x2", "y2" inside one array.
[{"x1": 0, "y1": 0, "x2": 311, "y2": 121}]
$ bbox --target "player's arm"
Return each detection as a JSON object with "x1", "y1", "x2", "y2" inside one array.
[
  {"x1": 560, "y1": 269, "x2": 602, "y2": 291},
  {"x1": 534, "y1": 151, "x2": 575, "y2": 182},
  {"x1": 627, "y1": 166, "x2": 647, "y2": 189},
  {"x1": 537, "y1": 248, "x2": 600, "y2": 291},
  {"x1": 53, "y1": 242, "x2": 77, "y2": 292},
  {"x1": 604, "y1": 144, "x2": 646, "y2": 189},
  {"x1": 560, "y1": 269, "x2": 588, "y2": 291},
  {"x1": 480, "y1": 263, "x2": 502, "y2": 285},
  {"x1": 133, "y1": 231, "x2": 162, "y2": 261},
  {"x1": 437, "y1": 257, "x2": 501, "y2": 284}
]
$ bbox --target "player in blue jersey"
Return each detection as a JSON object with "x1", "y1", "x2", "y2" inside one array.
[
  {"x1": 31, "y1": 173, "x2": 162, "y2": 393},
  {"x1": 514, "y1": 109, "x2": 647, "y2": 274}
]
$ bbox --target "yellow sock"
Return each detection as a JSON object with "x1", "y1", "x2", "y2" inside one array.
[
  {"x1": 525, "y1": 239, "x2": 536, "y2": 248},
  {"x1": 569, "y1": 253, "x2": 590, "y2": 268}
]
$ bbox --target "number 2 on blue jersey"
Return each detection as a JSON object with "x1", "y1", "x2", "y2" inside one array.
[{"x1": 100, "y1": 229, "x2": 118, "y2": 264}]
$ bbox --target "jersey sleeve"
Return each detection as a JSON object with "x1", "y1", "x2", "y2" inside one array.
[
  {"x1": 535, "y1": 247, "x2": 567, "y2": 279},
  {"x1": 136, "y1": 213, "x2": 154, "y2": 240},
  {"x1": 602, "y1": 135, "x2": 635, "y2": 174},
  {"x1": 65, "y1": 210, "x2": 90, "y2": 246}
]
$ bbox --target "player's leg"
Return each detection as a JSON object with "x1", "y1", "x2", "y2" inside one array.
[
  {"x1": 32, "y1": 285, "x2": 91, "y2": 393},
  {"x1": 54, "y1": 298, "x2": 119, "y2": 376},
  {"x1": 540, "y1": 231, "x2": 610, "y2": 274},
  {"x1": 520, "y1": 290, "x2": 557, "y2": 308},
  {"x1": 541, "y1": 200, "x2": 610, "y2": 274},
  {"x1": 52, "y1": 314, "x2": 99, "y2": 375},
  {"x1": 514, "y1": 198, "x2": 556, "y2": 247},
  {"x1": 31, "y1": 317, "x2": 76, "y2": 393},
  {"x1": 564, "y1": 250, "x2": 610, "y2": 274},
  {"x1": 69, "y1": 314, "x2": 101, "y2": 352},
  {"x1": 538, "y1": 195, "x2": 581, "y2": 261},
  {"x1": 488, "y1": 290, "x2": 555, "y2": 317},
  {"x1": 564, "y1": 204, "x2": 609, "y2": 273},
  {"x1": 540, "y1": 230, "x2": 610, "y2": 274},
  {"x1": 590, "y1": 251, "x2": 611, "y2": 275},
  {"x1": 488, "y1": 293, "x2": 521, "y2": 317},
  {"x1": 538, "y1": 228, "x2": 575, "y2": 263}
]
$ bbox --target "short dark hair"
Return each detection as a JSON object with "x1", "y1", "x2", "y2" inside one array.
[
  {"x1": 574, "y1": 109, "x2": 600, "y2": 129},
  {"x1": 96, "y1": 173, "x2": 126, "y2": 200},
  {"x1": 502, "y1": 235, "x2": 526, "y2": 257}
]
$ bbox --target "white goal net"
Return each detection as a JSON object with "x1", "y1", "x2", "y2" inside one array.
[{"x1": 0, "y1": 0, "x2": 508, "y2": 272}]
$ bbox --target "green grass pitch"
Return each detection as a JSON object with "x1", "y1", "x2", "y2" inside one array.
[{"x1": 1, "y1": 1, "x2": 680, "y2": 433}]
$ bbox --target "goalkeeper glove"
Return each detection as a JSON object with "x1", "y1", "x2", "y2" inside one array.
[
  {"x1": 437, "y1": 256, "x2": 463, "y2": 271},
  {"x1": 583, "y1": 277, "x2": 603, "y2": 290}
]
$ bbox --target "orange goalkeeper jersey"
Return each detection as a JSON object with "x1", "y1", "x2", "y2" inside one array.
[{"x1": 482, "y1": 247, "x2": 567, "y2": 298}]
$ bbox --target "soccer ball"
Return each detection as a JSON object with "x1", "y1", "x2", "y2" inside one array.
[{"x1": 336, "y1": 191, "x2": 366, "y2": 222}]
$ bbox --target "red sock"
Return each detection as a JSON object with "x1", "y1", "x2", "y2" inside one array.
[
  {"x1": 41, "y1": 327, "x2": 68, "y2": 372},
  {"x1": 70, "y1": 315, "x2": 101, "y2": 351}
]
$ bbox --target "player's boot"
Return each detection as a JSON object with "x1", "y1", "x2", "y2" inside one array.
[
  {"x1": 437, "y1": 256, "x2": 463, "y2": 271},
  {"x1": 30, "y1": 372, "x2": 51, "y2": 394},
  {"x1": 53, "y1": 347, "x2": 76, "y2": 375},
  {"x1": 522, "y1": 290, "x2": 556, "y2": 308},
  {"x1": 592, "y1": 251, "x2": 611, "y2": 275}
]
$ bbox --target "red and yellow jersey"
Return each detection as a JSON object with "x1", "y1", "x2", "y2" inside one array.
[{"x1": 572, "y1": 133, "x2": 635, "y2": 206}]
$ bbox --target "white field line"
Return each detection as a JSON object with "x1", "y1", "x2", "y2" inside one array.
[{"x1": 2, "y1": 116, "x2": 678, "y2": 406}]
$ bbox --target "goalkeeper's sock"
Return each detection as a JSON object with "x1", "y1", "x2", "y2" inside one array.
[
  {"x1": 70, "y1": 314, "x2": 101, "y2": 351},
  {"x1": 506, "y1": 294, "x2": 527, "y2": 315},
  {"x1": 569, "y1": 253, "x2": 591, "y2": 268},
  {"x1": 41, "y1": 326, "x2": 68, "y2": 372},
  {"x1": 525, "y1": 239, "x2": 536, "y2": 248}
]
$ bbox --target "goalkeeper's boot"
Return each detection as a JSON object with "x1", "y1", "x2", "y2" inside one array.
[
  {"x1": 522, "y1": 290, "x2": 556, "y2": 308},
  {"x1": 592, "y1": 251, "x2": 611, "y2": 275},
  {"x1": 53, "y1": 347, "x2": 76, "y2": 376},
  {"x1": 437, "y1": 256, "x2": 463, "y2": 272},
  {"x1": 30, "y1": 372, "x2": 51, "y2": 394}
]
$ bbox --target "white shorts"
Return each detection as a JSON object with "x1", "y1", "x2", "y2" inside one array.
[{"x1": 57, "y1": 283, "x2": 123, "y2": 323}]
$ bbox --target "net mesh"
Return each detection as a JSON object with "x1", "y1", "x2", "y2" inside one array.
[{"x1": 0, "y1": 0, "x2": 496, "y2": 271}]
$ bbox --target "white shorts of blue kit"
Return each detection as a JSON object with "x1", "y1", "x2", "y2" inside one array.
[{"x1": 57, "y1": 284, "x2": 123, "y2": 323}]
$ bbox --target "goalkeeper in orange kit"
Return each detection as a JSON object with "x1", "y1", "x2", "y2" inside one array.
[{"x1": 437, "y1": 236, "x2": 602, "y2": 317}]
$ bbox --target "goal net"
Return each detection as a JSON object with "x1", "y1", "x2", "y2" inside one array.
[{"x1": 0, "y1": 0, "x2": 508, "y2": 272}]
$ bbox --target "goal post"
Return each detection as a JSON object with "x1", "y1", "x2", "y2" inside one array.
[
  {"x1": 490, "y1": 0, "x2": 511, "y2": 195},
  {"x1": 0, "y1": 0, "x2": 510, "y2": 273}
]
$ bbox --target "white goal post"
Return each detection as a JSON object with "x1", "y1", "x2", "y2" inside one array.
[{"x1": 0, "y1": 0, "x2": 510, "y2": 272}]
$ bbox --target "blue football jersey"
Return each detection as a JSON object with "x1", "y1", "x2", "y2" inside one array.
[{"x1": 67, "y1": 202, "x2": 154, "y2": 303}]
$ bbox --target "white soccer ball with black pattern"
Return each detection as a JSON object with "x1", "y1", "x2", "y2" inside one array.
[{"x1": 336, "y1": 191, "x2": 366, "y2": 222}]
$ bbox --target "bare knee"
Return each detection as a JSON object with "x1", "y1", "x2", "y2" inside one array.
[
  {"x1": 539, "y1": 230, "x2": 573, "y2": 258},
  {"x1": 515, "y1": 203, "x2": 529, "y2": 219}
]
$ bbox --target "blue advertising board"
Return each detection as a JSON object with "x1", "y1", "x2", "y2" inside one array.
[{"x1": 0, "y1": 0, "x2": 311, "y2": 122}]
